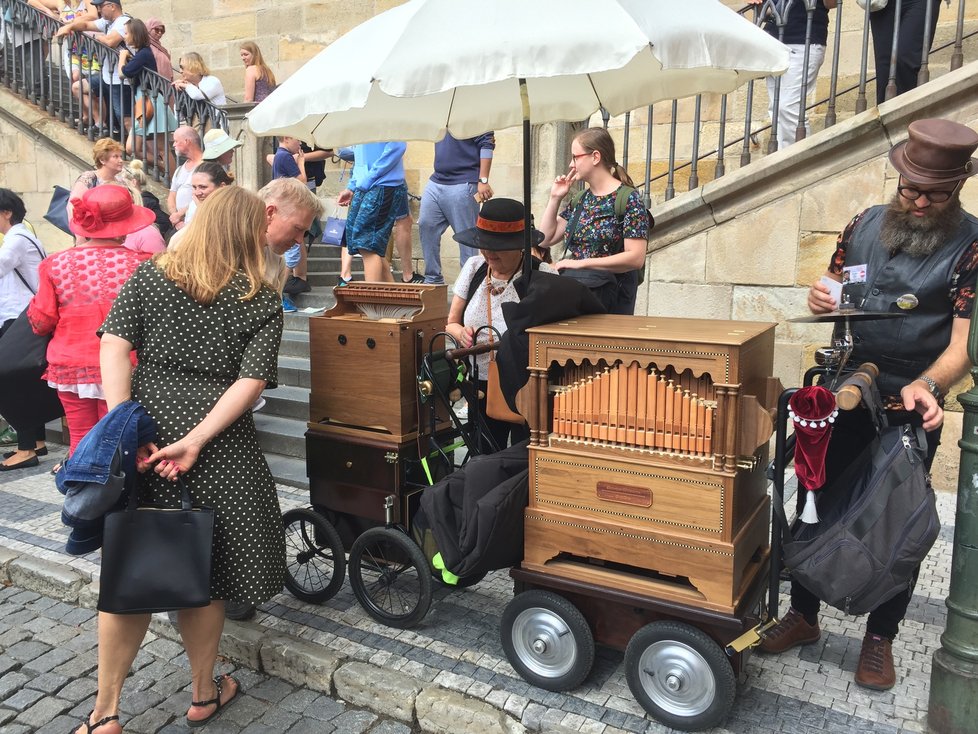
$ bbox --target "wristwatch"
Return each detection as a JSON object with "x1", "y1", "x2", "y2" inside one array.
[
  {"x1": 917, "y1": 375, "x2": 942, "y2": 400},
  {"x1": 478, "y1": 177, "x2": 489, "y2": 184}
]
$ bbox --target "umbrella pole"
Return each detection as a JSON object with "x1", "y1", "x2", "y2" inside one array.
[{"x1": 520, "y1": 78, "x2": 533, "y2": 283}]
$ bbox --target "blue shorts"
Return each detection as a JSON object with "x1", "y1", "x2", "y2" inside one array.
[{"x1": 346, "y1": 183, "x2": 409, "y2": 257}]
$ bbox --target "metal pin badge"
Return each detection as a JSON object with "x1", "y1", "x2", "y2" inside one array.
[{"x1": 896, "y1": 294, "x2": 919, "y2": 310}]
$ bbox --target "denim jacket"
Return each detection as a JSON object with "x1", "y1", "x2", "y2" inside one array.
[{"x1": 57, "y1": 400, "x2": 157, "y2": 554}]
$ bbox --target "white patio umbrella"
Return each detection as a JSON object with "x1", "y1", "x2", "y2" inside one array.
[{"x1": 249, "y1": 0, "x2": 789, "y2": 275}]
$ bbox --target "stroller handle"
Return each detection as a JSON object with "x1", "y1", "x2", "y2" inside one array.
[{"x1": 445, "y1": 342, "x2": 498, "y2": 360}]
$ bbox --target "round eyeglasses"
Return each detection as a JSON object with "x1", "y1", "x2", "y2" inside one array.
[{"x1": 897, "y1": 183, "x2": 960, "y2": 203}]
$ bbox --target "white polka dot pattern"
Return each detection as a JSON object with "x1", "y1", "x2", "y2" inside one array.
[{"x1": 100, "y1": 262, "x2": 287, "y2": 604}]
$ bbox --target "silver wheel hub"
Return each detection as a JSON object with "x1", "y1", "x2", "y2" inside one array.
[
  {"x1": 638, "y1": 640, "x2": 715, "y2": 717},
  {"x1": 511, "y1": 607, "x2": 577, "y2": 679}
]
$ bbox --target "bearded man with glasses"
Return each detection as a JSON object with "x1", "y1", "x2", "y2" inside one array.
[{"x1": 759, "y1": 118, "x2": 978, "y2": 692}]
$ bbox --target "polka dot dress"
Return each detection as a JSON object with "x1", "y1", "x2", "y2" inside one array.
[{"x1": 100, "y1": 261, "x2": 286, "y2": 605}]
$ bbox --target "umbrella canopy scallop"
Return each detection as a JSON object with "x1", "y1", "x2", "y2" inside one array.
[{"x1": 248, "y1": 0, "x2": 789, "y2": 146}]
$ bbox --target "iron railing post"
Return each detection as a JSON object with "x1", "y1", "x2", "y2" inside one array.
[
  {"x1": 824, "y1": 0, "x2": 844, "y2": 128},
  {"x1": 918, "y1": 0, "x2": 936, "y2": 86},
  {"x1": 856, "y1": 0, "x2": 873, "y2": 113},
  {"x1": 951, "y1": 0, "x2": 965, "y2": 70}
]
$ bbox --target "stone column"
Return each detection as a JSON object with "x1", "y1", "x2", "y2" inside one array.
[
  {"x1": 223, "y1": 101, "x2": 274, "y2": 192},
  {"x1": 529, "y1": 121, "x2": 586, "y2": 215}
]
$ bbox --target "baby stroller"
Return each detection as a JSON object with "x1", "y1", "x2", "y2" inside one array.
[{"x1": 283, "y1": 331, "x2": 523, "y2": 628}]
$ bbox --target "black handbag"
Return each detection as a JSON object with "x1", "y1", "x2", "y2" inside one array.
[
  {"x1": 773, "y1": 381, "x2": 939, "y2": 616},
  {"x1": 0, "y1": 309, "x2": 63, "y2": 429},
  {"x1": 43, "y1": 185, "x2": 72, "y2": 236},
  {"x1": 98, "y1": 479, "x2": 215, "y2": 614},
  {"x1": 0, "y1": 307, "x2": 49, "y2": 381}
]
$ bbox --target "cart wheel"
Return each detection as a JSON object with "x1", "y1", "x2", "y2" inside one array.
[
  {"x1": 349, "y1": 527, "x2": 432, "y2": 629},
  {"x1": 624, "y1": 621, "x2": 736, "y2": 732},
  {"x1": 500, "y1": 590, "x2": 594, "y2": 692},
  {"x1": 282, "y1": 508, "x2": 346, "y2": 603}
]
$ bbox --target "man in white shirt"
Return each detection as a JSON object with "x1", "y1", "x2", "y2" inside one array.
[
  {"x1": 167, "y1": 126, "x2": 203, "y2": 231},
  {"x1": 55, "y1": 0, "x2": 131, "y2": 134}
]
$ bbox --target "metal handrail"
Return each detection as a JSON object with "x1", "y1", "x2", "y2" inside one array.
[
  {"x1": 615, "y1": 0, "x2": 972, "y2": 202},
  {"x1": 0, "y1": 0, "x2": 228, "y2": 186}
]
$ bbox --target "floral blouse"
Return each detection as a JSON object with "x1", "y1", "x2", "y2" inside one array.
[{"x1": 559, "y1": 187, "x2": 650, "y2": 260}]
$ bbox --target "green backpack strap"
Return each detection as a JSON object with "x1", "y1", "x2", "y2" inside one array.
[{"x1": 613, "y1": 185, "x2": 635, "y2": 220}]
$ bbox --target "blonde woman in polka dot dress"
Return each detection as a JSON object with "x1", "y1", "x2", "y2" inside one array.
[{"x1": 87, "y1": 186, "x2": 285, "y2": 734}]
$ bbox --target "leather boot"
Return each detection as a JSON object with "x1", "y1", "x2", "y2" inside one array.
[
  {"x1": 758, "y1": 608, "x2": 821, "y2": 653},
  {"x1": 855, "y1": 633, "x2": 896, "y2": 690}
]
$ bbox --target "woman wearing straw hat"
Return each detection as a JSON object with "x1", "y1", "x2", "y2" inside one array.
[{"x1": 27, "y1": 185, "x2": 154, "y2": 467}]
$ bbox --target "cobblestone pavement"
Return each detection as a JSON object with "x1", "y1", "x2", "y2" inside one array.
[
  {"x1": 0, "y1": 451, "x2": 958, "y2": 734},
  {"x1": 0, "y1": 582, "x2": 415, "y2": 734}
]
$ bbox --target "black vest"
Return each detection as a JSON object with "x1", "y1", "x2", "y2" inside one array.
[{"x1": 841, "y1": 205, "x2": 978, "y2": 396}]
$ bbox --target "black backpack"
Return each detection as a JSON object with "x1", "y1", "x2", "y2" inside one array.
[{"x1": 773, "y1": 382, "x2": 940, "y2": 616}]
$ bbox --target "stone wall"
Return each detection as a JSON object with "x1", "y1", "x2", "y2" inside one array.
[
  {"x1": 641, "y1": 60, "x2": 978, "y2": 399},
  {"x1": 0, "y1": 89, "x2": 124, "y2": 253}
]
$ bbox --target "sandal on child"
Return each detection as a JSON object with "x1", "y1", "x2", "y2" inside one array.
[
  {"x1": 71, "y1": 712, "x2": 120, "y2": 733},
  {"x1": 186, "y1": 674, "x2": 242, "y2": 728}
]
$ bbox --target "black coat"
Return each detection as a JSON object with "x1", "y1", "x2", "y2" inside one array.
[
  {"x1": 141, "y1": 191, "x2": 171, "y2": 238},
  {"x1": 497, "y1": 271, "x2": 605, "y2": 412},
  {"x1": 419, "y1": 441, "x2": 529, "y2": 579}
]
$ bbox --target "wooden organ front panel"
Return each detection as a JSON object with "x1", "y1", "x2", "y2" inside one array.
[{"x1": 520, "y1": 315, "x2": 777, "y2": 615}]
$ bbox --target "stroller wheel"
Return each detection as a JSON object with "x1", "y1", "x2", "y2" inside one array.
[
  {"x1": 282, "y1": 508, "x2": 346, "y2": 603},
  {"x1": 349, "y1": 527, "x2": 432, "y2": 629}
]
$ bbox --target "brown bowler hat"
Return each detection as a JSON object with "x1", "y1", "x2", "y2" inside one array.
[{"x1": 889, "y1": 119, "x2": 978, "y2": 186}]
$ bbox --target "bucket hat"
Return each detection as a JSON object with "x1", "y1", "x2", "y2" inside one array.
[
  {"x1": 889, "y1": 119, "x2": 978, "y2": 186},
  {"x1": 201, "y1": 128, "x2": 243, "y2": 161},
  {"x1": 453, "y1": 198, "x2": 543, "y2": 251},
  {"x1": 69, "y1": 185, "x2": 156, "y2": 239}
]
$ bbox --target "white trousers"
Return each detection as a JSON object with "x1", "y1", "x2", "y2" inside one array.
[{"x1": 766, "y1": 43, "x2": 826, "y2": 151}]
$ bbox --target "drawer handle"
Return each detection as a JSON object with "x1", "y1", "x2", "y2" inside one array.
[{"x1": 345, "y1": 461, "x2": 353, "y2": 469}]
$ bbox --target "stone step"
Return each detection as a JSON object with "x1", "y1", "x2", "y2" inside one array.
[
  {"x1": 262, "y1": 384, "x2": 311, "y2": 421},
  {"x1": 278, "y1": 354, "x2": 311, "y2": 389},
  {"x1": 254, "y1": 412, "x2": 307, "y2": 460},
  {"x1": 283, "y1": 310, "x2": 322, "y2": 332},
  {"x1": 279, "y1": 329, "x2": 310, "y2": 359},
  {"x1": 290, "y1": 289, "x2": 335, "y2": 311},
  {"x1": 264, "y1": 452, "x2": 309, "y2": 491}
]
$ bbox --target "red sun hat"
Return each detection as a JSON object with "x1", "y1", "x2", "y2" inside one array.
[{"x1": 69, "y1": 185, "x2": 156, "y2": 239}]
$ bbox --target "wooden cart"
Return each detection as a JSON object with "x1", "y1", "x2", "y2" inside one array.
[{"x1": 499, "y1": 314, "x2": 780, "y2": 731}]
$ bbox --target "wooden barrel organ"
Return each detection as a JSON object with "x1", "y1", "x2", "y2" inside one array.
[
  {"x1": 306, "y1": 283, "x2": 450, "y2": 534},
  {"x1": 519, "y1": 315, "x2": 780, "y2": 615}
]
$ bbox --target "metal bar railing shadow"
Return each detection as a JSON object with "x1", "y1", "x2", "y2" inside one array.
[{"x1": 0, "y1": 0, "x2": 228, "y2": 187}]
